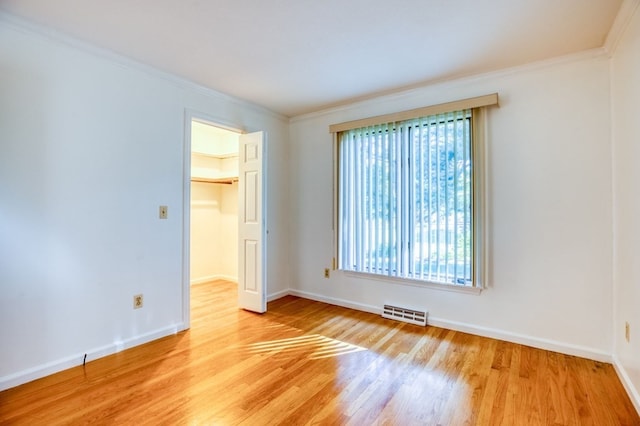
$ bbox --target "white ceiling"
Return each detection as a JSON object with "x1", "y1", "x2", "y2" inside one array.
[{"x1": 0, "y1": 0, "x2": 624, "y2": 117}]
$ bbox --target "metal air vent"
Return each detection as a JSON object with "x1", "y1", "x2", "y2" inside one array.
[{"x1": 382, "y1": 304, "x2": 428, "y2": 326}]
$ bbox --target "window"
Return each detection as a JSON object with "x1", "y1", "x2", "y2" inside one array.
[{"x1": 333, "y1": 95, "x2": 497, "y2": 288}]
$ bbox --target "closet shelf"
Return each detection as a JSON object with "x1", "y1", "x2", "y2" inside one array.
[
  {"x1": 191, "y1": 176, "x2": 238, "y2": 185},
  {"x1": 192, "y1": 151, "x2": 238, "y2": 160}
]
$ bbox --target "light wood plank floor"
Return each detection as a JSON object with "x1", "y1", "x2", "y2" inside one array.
[{"x1": 1, "y1": 280, "x2": 638, "y2": 425}]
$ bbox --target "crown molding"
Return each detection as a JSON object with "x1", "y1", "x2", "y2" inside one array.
[
  {"x1": 604, "y1": 0, "x2": 640, "y2": 56},
  {"x1": 290, "y1": 47, "x2": 608, "y2": 123},
  {"x1": 0, "y1": 11, "x2": 288, "y2": 123}
]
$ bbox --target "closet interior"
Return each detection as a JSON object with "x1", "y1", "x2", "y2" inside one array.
[{"x1": 190, "y1": 120, "x2": 240, "y2": 285}]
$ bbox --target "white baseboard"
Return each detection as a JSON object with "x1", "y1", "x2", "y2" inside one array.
[
  {"x1": 289, "y1": 289, "x2": 380, "y2": 315},
  {"x1": 288, "y1": 289, "x2": 611, "y2": 363},
  {"x1": 613, "y1": 356, "x2": 640, "y2": 416},
  {"x1": 215, "y1": 274, "x2": 238, "y2": 283},
  {"x1": 0, "y1": 324, "x2": 183, "y2": 392},
  {"x1": 426, "y1": 317, "x2": 611, "y2": 363},
  {"x1": 267, "y1": 289, "x2": 290, "y2": 302},
  {"x1": 190, "y1": 275, "x2": 238, "y2": 285},
  {"x1": 190, "y1": 275, "x2": 217, "y2": 285}
]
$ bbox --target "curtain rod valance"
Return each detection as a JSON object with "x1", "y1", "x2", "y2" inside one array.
[{"x1": 329, "y1": 93, "x2": 499, "y2": 133}]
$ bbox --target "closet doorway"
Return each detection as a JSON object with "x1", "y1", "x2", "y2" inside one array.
[
  {"x1": 183, "y1": 113, "x2": 267, "y2": 329},
  {"x1": 190, "y1": 120, "x2": 240, "y2": 286}
]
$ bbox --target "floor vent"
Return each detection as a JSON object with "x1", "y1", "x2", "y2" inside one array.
[{"x1": 382, "y1": 304, "x2": 428, "y2": 326}]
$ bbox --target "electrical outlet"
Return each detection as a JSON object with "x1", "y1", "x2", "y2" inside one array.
[
  {"x1": 625, "y1": 321, "x2": 630, "y2": 342},
  {"x1": 324, "y1": 268, "x2": 330, "y2": 278},
  {"x1": 133, "y1": 294, "x2": 144, "y2": 309},
  {"x1": 159, "y1": 205, "x2": 168, "y2": 219}
]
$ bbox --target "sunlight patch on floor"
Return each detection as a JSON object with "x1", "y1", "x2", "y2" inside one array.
[{"x1": 244, "y1": 334, "x2": 366, "y2": 359}]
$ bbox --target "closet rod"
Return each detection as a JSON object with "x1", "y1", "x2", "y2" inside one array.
[{"x1": 191, "y1": 177, "x2": 237, "y2": 185}]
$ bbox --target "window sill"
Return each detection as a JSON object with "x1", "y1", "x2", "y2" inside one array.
[{"x1": 342, "y1": 270, "x2": 482, "y2": 295}]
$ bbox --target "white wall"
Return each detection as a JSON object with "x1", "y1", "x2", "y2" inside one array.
[
  {"x1": 190, "y1": 181, "x2": 221, "y2": 283},
  {"x1": 0, "y1": 15, "x2": 289, "y2": 390},
  {"x1": 289, "y1": 54, "x2": 613, "y2": 359},
  {"x1": 191, "y1": 150, "x2": 220, "y2": 284},
  {"x1": 219, "y1": 182, "x2": 239, "y2": 280},
  {"x1": 611, "y1": 4, "x2": 640, "y2": 410},
  {"x1": 189, "y1": 181, "x2": 239, "y2": 284}
]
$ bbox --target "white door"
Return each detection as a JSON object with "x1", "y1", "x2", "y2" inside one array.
[{"x1": 238, "y1": 131, "x2": 266, "y2": 313}]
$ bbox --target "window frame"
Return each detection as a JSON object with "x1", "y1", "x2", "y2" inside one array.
[{"x1": 331, "y1": 95, "x2": 497, "y2": 292}]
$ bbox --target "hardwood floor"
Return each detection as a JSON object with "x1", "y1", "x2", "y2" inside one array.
[{"x1": 1, "y1": 280, "x2": 638, "y2": 425}]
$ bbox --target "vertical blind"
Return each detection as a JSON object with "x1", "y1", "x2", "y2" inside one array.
[{"x1": 338, "y1": 109, "x2": 473, "y2": 286}]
